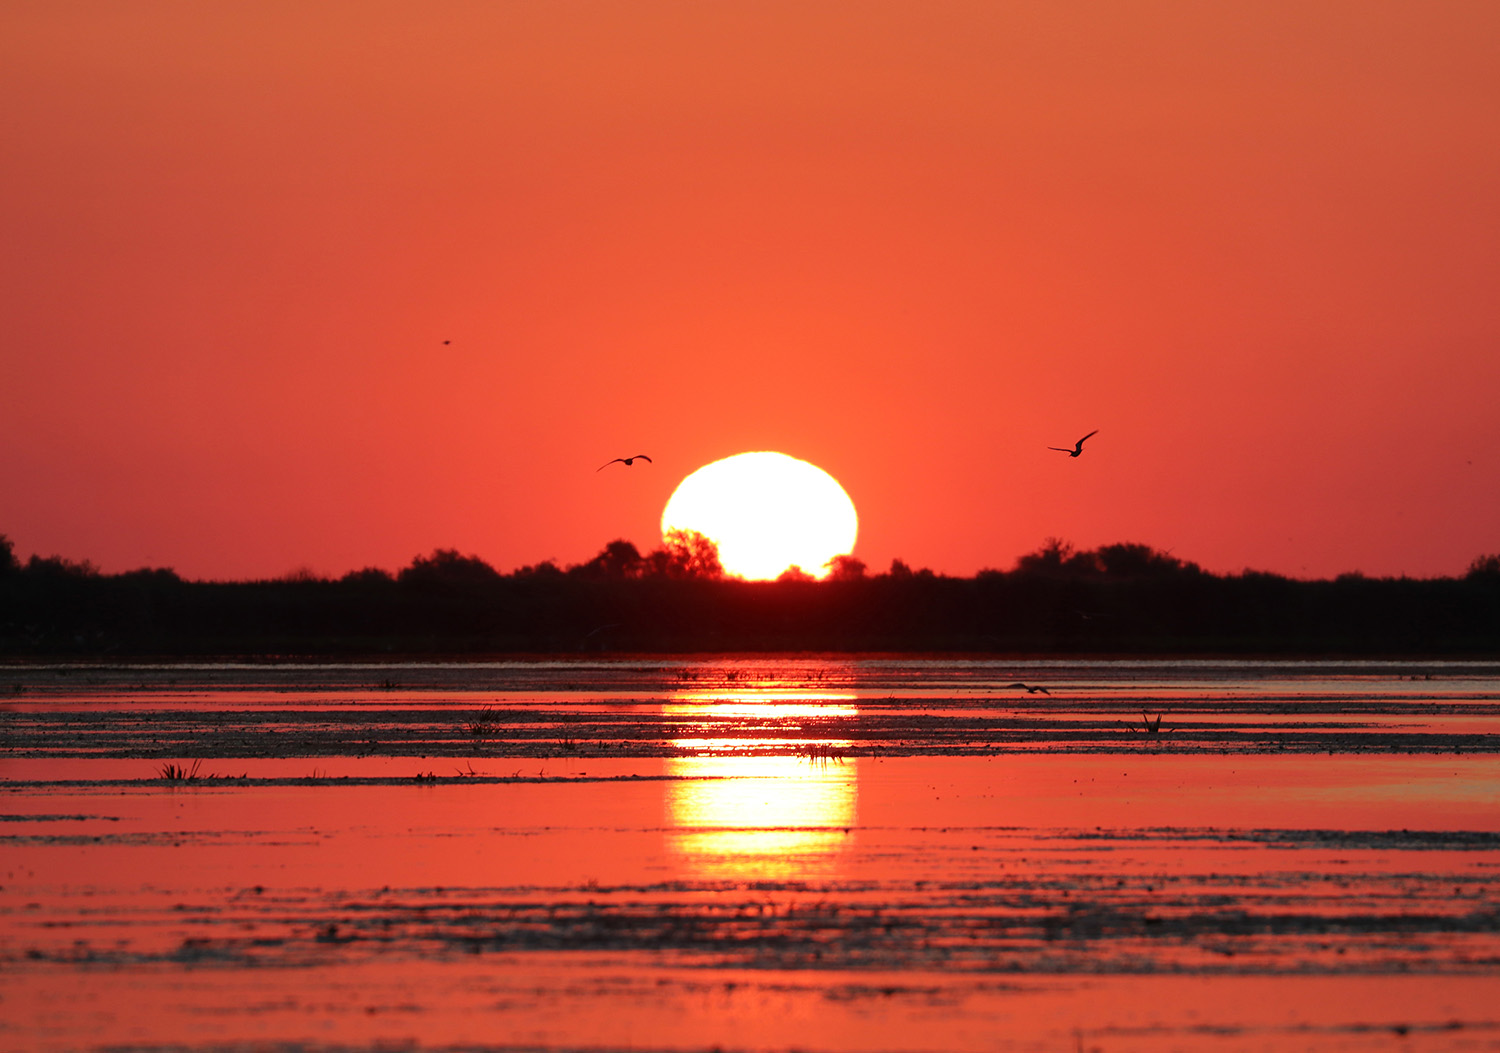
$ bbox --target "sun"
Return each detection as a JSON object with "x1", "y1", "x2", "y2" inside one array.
[{"x1": 661, "y1": 452, "x2": 858, "y2": 580}]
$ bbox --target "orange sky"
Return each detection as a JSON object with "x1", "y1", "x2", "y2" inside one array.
[{"x1": 3, "y1": 2, "x2": 1498, "y2": 581}]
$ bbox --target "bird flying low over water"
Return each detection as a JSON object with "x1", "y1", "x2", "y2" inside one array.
[
  {"x1": 597, "y1": 454, "x2": 653, "y2": 471},
  {"x1": 1049, "y1": 429, "x2": 1099, "y2": 457},
  {"x1": 1005, "y1": 682, "x2": 1051, "y2": 695}
]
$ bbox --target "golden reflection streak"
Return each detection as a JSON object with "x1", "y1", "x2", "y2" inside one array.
[{"x1": 664, "y1": 692, "x2": 858, "y2": 879}]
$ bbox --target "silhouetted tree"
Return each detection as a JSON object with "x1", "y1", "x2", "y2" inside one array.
[
  {"x1": 1013, "y1": 538, "x2": 1075, "y2": 575},
  {"x1": 571, "y1": 540, "x2": 645, "y2": 580},
  {"x1": 398, "y1": 548, "x2": 501, "y2": 586},
  {"x1": 0, "y1": 534, "x2": 17, "y2": 576},
  {"x1": 825, "y1": 554, "x2": 867, "y2": 581},
  {"x1": 340, "y1": 567, "x2": 394, "y2": 585},
  {"x1": 1013, "y1": 538, "x2": 1099, "y2": 577},
  {"x1": 777, "y1": 565, "x2": 815, "y2": 582},
  {"x1": 881, "y1": 558, "x2": 936, "y2": 580},
  {"x1": 645, "y1": 530, "x2": 724, "y2": 580}
]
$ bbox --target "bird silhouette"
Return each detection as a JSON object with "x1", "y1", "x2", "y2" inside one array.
[
  {"x1": 1049, "y1": 429, "x2": 1099, "y2": 457},
  {"x1": 597, "y1": 454, "x2": 652, "y2": 471},
  {"x1": 1005, "y1": 682, "x2": 1051, "y2": 695}
]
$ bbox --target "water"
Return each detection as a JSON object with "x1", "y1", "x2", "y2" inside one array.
[{"x1": 2, "y1": 658, "x2": 1498, "y2": 1051}]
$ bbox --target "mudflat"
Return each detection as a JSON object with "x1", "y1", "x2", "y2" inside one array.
[{"x1": 3, "y1": 658, "x2": 1498, "y2": 1051}]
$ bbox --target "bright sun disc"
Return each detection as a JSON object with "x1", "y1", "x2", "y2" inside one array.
[{"x1": 661, "y1": 452, "x2": 858, "y2": 580}]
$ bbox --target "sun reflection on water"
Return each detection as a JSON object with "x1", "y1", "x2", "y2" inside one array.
[{"x1": 664, "y1": 692, "x2": 859, "y2": 879}]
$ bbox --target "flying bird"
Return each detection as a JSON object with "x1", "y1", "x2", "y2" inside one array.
[
  {"x1": 1005, "y1": 682, "x2": 1051, "y2": 695},
  {"x1": 1049, "y1": 429, "x2": 1099, "y2": 457},
  {"x1": 597, "y1": 454, "x2": 653, "y2": 471}
]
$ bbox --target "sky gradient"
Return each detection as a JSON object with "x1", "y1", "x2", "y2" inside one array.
[{"x1": 4, "y1": 2, "x2": 1498, "y2": 581}]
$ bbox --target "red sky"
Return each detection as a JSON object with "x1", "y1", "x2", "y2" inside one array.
[{"x1": 3, "y1": 2, "x2": 1498, "y2": 581}]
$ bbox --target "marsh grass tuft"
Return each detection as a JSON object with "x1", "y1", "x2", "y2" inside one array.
[
  {"x1": 797, "y1": 742, "x2": 846, "y2": 764},
  {"x1": 466, "y1": 706, "x2": 499, "y2": 738},
  {"x1": 157, "y1": 759, "x2": 206, "y2": 782}
]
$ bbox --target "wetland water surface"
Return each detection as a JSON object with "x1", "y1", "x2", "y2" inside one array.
[{"x1": 2, "y1": 658, "x2": 1499, "y2": 1052}]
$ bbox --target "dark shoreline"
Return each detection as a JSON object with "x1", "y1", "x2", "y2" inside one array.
[
  {"x1": 9, "y1": 535, "x2": 1500, "y2": 657},
  {"x1": 5, "y1": 572, "x2": 1499, "y2": 658}
]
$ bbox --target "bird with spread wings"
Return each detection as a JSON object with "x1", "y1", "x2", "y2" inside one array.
[
  {"x1": 597, "y1": 454, "x2": 653, "y2": 471},
  {"x1": 1049, "y1": 430, "x2": 1099, "y2": 458}
]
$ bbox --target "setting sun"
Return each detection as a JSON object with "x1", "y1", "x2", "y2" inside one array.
[{"x1": 661, "y1": 452, "x2": 858, "y2": 580}]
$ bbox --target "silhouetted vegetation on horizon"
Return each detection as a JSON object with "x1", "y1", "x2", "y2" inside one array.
[{"x1": 2, "y1": 531, "x2": 1498, "y2": 657}]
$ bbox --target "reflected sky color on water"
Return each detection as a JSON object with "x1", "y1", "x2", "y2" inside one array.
[{"x1": 3, "y1": 659, "x2": 1499, "y2": 1051}]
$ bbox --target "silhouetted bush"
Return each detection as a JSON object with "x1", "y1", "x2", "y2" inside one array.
[
  {"x1": 826, "y1": 555, "x2": 867, "y2": 580},
  {"x1": 1013, "y1": 538, "x2": 1095, "y2": 578},
  {"x1": 117, "y1": 567, "x2": 182, "y2": 585},
  {"x1": 570, "y1": 540, "x2": 646, "y2": 580},
  {"x1": 512, "y1": 560, "x2": 564, "y2": 579},
  {"x1": 397, "y1": 549, "x2": 502, "y2": 587},
  {"x1": 646, "y1": 530, "x2": 724, "y2": 580},
  {"x1": 1468, "y1": 554, "x2": 1500, "y2": 579},
  {"x1": 340, "y1": 567, "x2": 395, "y2": 585},
  {"x1": 24, "y1": 554, "x2": 100, "y2": 579}
]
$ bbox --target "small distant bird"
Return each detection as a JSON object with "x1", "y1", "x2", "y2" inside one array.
[
  {"x1": 442, "y1": 339, "x2": 451, "y2": 345},
  {"x1": 581, "y1": 623, "x2": 621, "y2": 651},
  {"x1": 1049, "y1": 429, "x2": 1099, "y2": 457},
  {"x1": 597, "y1": 454, "x2": 652, "y2": 471},
  {"x1": 1005, "y1": 682, "x2": 1051, "y2": 695}
]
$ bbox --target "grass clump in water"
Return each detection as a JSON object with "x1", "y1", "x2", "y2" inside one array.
[
  {"x1": 157, "y1": 759, "x2": 206, "y2": 782},
  {"x1": 466, "y1": 706, "x2": 499, "y2": 738}
]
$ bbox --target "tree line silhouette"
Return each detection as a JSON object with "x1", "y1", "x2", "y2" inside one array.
[{"x1": 3, "y1": 531, "x2": 1498, "y2": 656}]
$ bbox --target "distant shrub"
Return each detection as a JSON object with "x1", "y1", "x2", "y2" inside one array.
[
  {"x1": 24, "y1": 554, "x2": 99, "y2": 579},
  {"x1": 398, "y1": 548, "x2": 502, "y2": 587},
  {"x1": 340, "y1": 567, "x2": 395, "y2": 585},
  {"x1": 825, "y1": 554, "x2": 868, "y2": 581},
  {"x1": 511, "y1": 560, "x2": 564, "y2": 579},
  {"x1": 570, "y1": 540, "x2": 645, "y2": 580},
  {"x1": 118, "y1": 567, "x2": 182, "y2": 585},
  {"x1": 1468, "y1": 554, "x2": 1500, "y2": 579}
]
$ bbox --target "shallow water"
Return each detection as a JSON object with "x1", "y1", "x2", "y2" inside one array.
[{"x1": 2, "y1": 658, "x2": 1499, "y2": 1051}]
